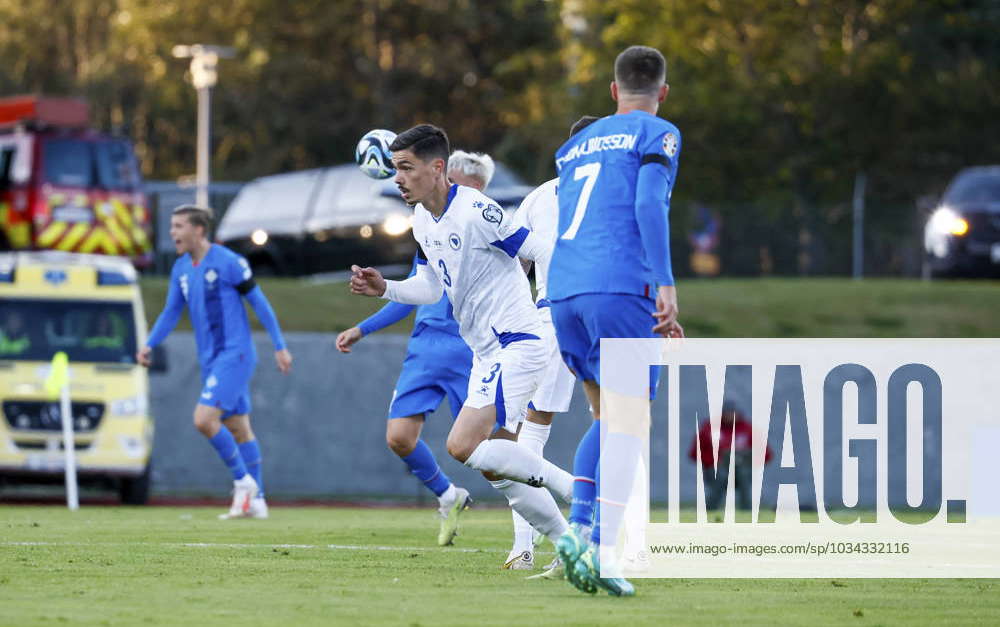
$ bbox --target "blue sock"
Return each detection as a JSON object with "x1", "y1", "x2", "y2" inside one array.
[
  {"x1": 569, "y1": 420, "x2": 601, "y2": 526},
  {"x1": 401, "y1": 439, "x2": 452, "y2": 497},
  {"x1": 238, "y1": 440, "x2": 264, "y2": 498},
  {"x1": 208, "y1": 429, "x2": 247, "y2": 481}
]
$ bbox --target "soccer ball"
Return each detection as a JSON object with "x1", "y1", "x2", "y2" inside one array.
[{"x1": 355, "y1": 129, "x2": 397, "y2": 180}]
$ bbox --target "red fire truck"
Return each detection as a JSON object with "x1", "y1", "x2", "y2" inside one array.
[{"x1": 0, "y1": 96, "x2": 152, "y2": 266}]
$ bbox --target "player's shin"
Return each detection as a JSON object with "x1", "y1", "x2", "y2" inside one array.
[
  {"x1": 490, "y1": 479, "x2": 568, "y2": 544},
  {"x1": 569, "y1": 420, "x2": 601, "y2": 526},
  {"x1": 401, "y1": 439, "x2": 454, "y2": 502},
  {"x1": 208, "y1": 428, "x2": 248, "y2": 481},
  {"x1": 593, "y1": 432, "x2": 641, "y2": 552},
  {"x1": 238, "y1": 440, "x2": 264, "y2": 498}
]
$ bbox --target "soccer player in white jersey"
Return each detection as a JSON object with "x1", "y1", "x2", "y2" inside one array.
[
  {"x1": 349, "y1": 124, "x2": 573, "y2": 547},
  {"x1": 498, "y1": 116, "x2": 602, "y2": 572}
]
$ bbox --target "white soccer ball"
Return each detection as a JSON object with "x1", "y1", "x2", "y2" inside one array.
[{"x1": 355, "y1": 129, "x2": 397, "y2": 180}]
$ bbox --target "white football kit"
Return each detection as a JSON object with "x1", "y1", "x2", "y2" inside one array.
[
  {"x1": 383, "y1": 184, "x2": 553, "y2": 431},
  {"x1": 514, "y1": 178, "x2": 576, "y2": 414}
]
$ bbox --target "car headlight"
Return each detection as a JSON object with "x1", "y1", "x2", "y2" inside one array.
[
  {"x1": 382, "y1": 214, "x2": 412, "y2": 236},
  {"x1": 929, "y1": 208, "x2": 969, "y2": 236},
  {"x1": 111, "y1": 396, "x2": 147, "y2": 416},
  {"x1": 251, "y1": 229, "x2": 269, "y2": 246}
]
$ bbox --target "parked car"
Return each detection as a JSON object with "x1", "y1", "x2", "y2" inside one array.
[
  {"x1": 217, "y1": 162, "x2": 533, "y2": 276},
  {"x1": 924, "y1": 166, "x2": 1000, "y2": 278}
]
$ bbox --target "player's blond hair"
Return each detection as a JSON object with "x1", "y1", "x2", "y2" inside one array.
[
  {"x1": 172, "y1": 204, "x2": 214, "y2": 235},
  {"x1": 448, "y1": 150, "x2": 496, "y2": 189}
]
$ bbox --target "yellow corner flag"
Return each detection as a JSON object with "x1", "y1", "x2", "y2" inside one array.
[{"x1": 45, "y1": 351, "x2": 69, "y2": 398}]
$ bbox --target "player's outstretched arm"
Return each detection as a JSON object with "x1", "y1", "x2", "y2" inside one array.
[
  {"x1": 347, "y1": 254, "x2": 421, "y2": 342},
  {"x1": 355, "y1": 263, "x2": 443, "y2": 305},
  {"x1": 243, "y1": 286, "x2": 292, "y2": 374},
  {"x1": 140, "y1": 271, "x2": 185, "y2": 366}
]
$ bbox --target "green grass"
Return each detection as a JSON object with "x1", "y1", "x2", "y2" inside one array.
[
  {"x1": 140, "y1": 277, "x2": 1000, "y2": 337},
  {"x1": 1, "y1": 506, "x2": 997, "y2": 626}
]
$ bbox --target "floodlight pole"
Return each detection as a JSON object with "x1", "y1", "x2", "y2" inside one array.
[{"x1": 172, "y1": 44, "x2": 235, "y2": 208}]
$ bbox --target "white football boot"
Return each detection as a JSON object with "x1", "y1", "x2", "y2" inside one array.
[
  {"x1": 218, "y1": 475, "x2": 258, "y2": 519},
  {"x1": 502, "y1": 549, "x2": 534, "y2": 570},
  {"x1": 247, "y1": 496, "x2": 269, "y2": 519}
]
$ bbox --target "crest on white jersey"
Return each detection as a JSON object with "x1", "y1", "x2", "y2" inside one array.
[
  {"x1": 482, "y1": 204, "x2": 502, "y2": 224},
  {"x1": 662, "y1": 132, "x2": 679, "y2": 158},
  {"x1": 449, "y1": 233, "x2": 462, "y2": 250}
]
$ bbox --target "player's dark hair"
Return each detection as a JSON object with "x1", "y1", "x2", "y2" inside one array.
[
  {"x1": 172, "y1": 204, "x2": 213, "y2": 234},
  {"x1": 570, "y1": 115, "x2": 600, "y2": 137},
  {"x1": 614, "y1": 45, "x2": 667, "y2": 96},
  {"x1": 389, "y1": 124, "x2": 450, "y2": 164}
]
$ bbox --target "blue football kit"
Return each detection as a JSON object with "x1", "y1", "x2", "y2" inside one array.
[
  {"x1": 147, "y1": 244, "x2": 286, "y2": 417},
  {"x1": 549, "y1": 110, "x2": 681, "y2": 386},
  {"x1": 549, "y1": 109, "x2": 681, "y2": 544}
]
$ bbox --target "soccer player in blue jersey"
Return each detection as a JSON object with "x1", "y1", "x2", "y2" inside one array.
[
  {"x1": 137, "y1": 205, "x2": 292, "y2": 519},
  {"x1": 548, "y1": 45, "x2": 684, "y2": 596},
  {"x1": 332, "y1": 152, "x2": 495, "y2": 546}
]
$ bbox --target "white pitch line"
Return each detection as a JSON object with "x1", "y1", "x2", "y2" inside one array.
[{"x1": 1, "y1": 540, "x2": 553, "y2": 555}]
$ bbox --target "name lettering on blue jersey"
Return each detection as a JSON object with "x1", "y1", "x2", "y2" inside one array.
[{"x1": 555, "y1": 133, "x2": 638, "y2": 170}]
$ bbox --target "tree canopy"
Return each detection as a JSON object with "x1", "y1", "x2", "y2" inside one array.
[{"x1": 2, "y1": 0, "x2": 997, "y2": 275}]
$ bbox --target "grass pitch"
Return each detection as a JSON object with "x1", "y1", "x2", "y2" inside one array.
[{"x1": 2, "y1": 505, "x2": 997, "y2": 626}]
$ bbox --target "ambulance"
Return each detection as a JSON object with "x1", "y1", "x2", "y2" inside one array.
[
  {"x1": 0, "y1": 252, "x2": 154, "y2": 503},
  {"x1": 0, "y1": 96, "x2": 153, "y2": 266}
]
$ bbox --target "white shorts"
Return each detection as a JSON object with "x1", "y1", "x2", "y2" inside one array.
[
  {"x1": 529, "y1": 318, "x2": 575, "y2": 413},
  {"x1": 465, "y1": 335, "x2": 551, "y2": 433}
]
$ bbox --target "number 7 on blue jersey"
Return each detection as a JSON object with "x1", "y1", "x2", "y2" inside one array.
[{"x1": 560, "y1": 162, "x2": 601, "y2": 241}]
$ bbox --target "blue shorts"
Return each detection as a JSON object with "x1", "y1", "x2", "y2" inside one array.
[
  {"x1": 551, "y1": 293, "x2": 660, "y2": 397},
  {"x1": 199, "y1": 351, "x2": 255, "y2": 419},
  {"x1": 389, "y1": 329, "x2": 472, "y2": 420}
]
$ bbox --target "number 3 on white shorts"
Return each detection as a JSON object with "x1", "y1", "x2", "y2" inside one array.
[{"x1": 560, "y1": 162, "x2": 601, "y2": 241}]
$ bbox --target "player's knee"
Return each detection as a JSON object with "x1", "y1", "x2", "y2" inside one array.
[
  {"x1": 192, "y1": 411, "x2": 216, "y2": 436},
  {"x1": 386, "y1": 431, "x2": 416, "y2": 457},
  {"x1": 227, "y1": 423, "x2": 254, "y2": 443},
  {"x1": 446, "y1": 434, "x2": 473, "y2": 463}
]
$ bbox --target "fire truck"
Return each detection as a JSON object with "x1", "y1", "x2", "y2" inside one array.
[{"x1": 0, "y1": 96, "x2": 152, "y2": 266}]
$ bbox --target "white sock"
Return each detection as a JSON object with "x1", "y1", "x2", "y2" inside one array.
[
  {"x1": 511, "y1": 421, "x2": 553, "y2": 550},
  {"x1": 465, "y1": 439, "x2": 573, "y2": 502},
  {"x1": 512, "y1": 510, "x2": 534, "y2": 553},
  {"x1": 623, "y1": 455, "x2": 648, "y2": 554},
  {"x1": 438, "y1": 483, "x2": 457, "y2": 508},
  {"x1": 519, "y1": 421, "x2": 551, "y2": 456},
  {"x1": 491, "y1": 479, "x2": 568, "y2": 544}
]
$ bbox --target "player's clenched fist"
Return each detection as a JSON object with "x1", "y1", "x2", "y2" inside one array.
[{"x1": 350, "y1": 265, "x2": 387, "y2": 297}]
